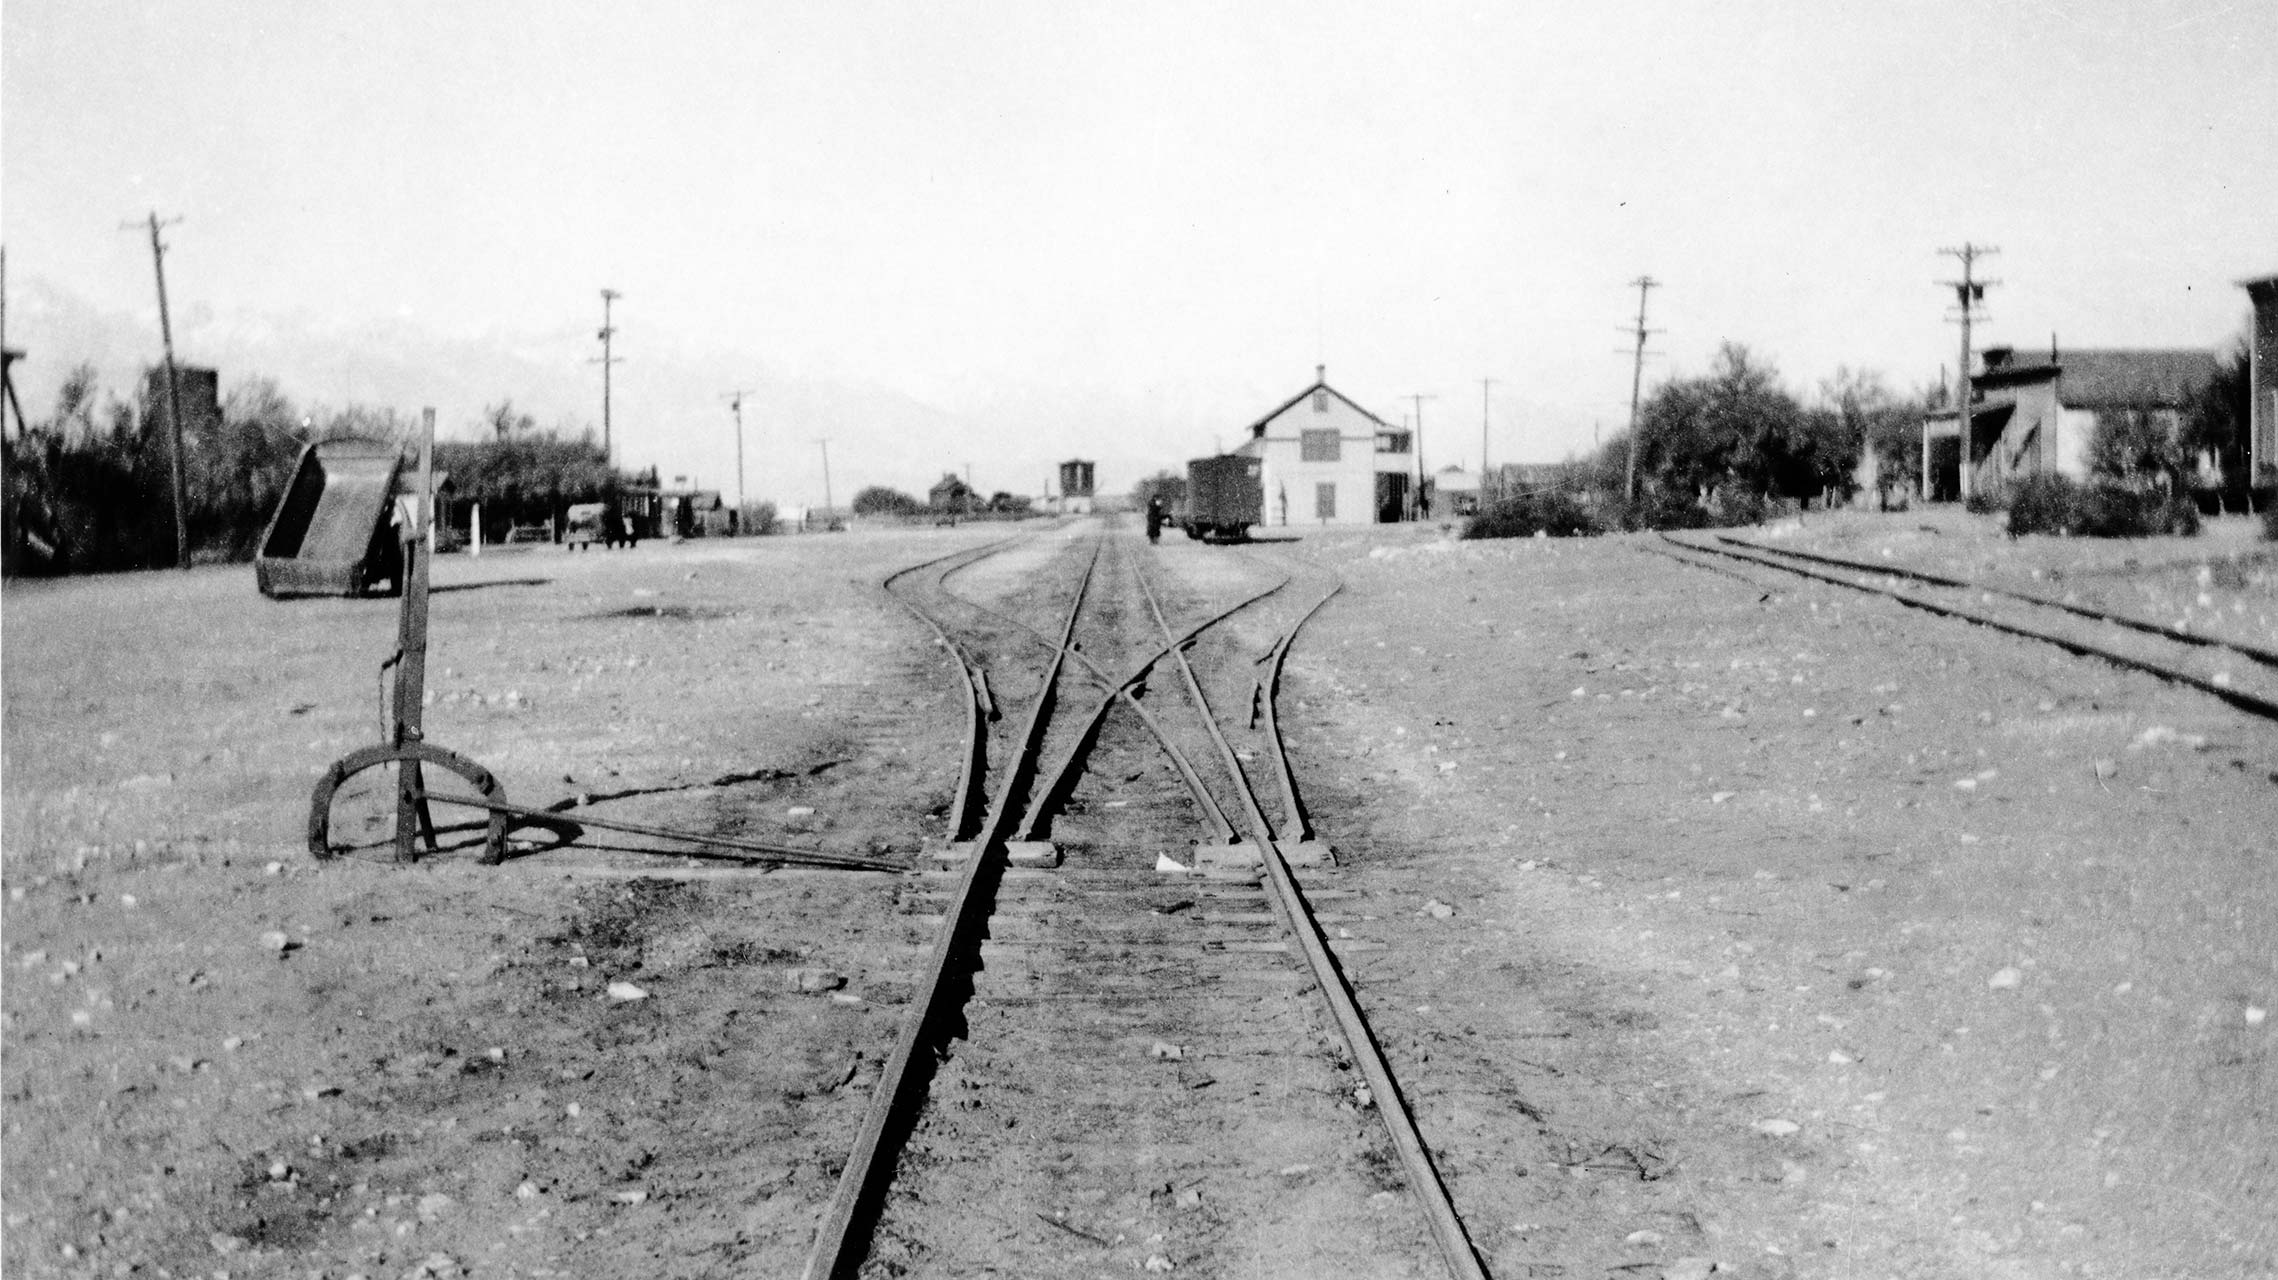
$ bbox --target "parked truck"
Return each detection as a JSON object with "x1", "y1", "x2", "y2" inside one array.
[{"x1": 1182, "y1": 455, "x2": 1263, "y2": 542}]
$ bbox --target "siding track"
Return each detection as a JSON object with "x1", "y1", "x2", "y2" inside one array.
[{"x1": 1655, "y1": 531, "x2": 2278, "y2": 723}]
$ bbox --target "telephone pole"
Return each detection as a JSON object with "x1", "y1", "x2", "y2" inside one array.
[
  {"x1": 1937, "y1": 244, "x2": 1997, "y2": 502},
  {"x1": 123, "y1": 212, "x2": 192, "y2": 569},
  {"x1": 814, "y1": 439, "x2": 835, "y2": 526},
  {"x1": 1408, "y1": 393, "x2": 1436, "y2": 519},
  {"x1": 723, "y1": 389, "x2": 754, "y2": 517},
  {"x1": 1479, "y1": 377, "x2": 1497, "y2": 501},
  {"x1": 594, "y1": 289, "x2": 622, "y2": 465},
  {"x1": 1621, "y1": 275, "x2": 1661, "y2": 502}
]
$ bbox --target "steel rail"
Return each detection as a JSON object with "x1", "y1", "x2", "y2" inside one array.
[
  {"x1": 801, "y1": 535, "x2": 1104, "y2": 1280},
  {"x1": 1257, "y1": 582, "x2": 1343, "y2": 843},
  {"x1": 1660, "y1": 534, "x2": 2278, "y2": 723},
  {"x1": 939, "y1": 532, "x2": 1291, "y2": 845},
  {"x1": 1708, "y1": 532, "x2": 2278, "y2": 669},
  {"x1": 433, "y1": 794, "x2": 904, "y2": 871},
  {"x1": 1132, "y1": 567, "x2": 1492, "y2": 1280}
]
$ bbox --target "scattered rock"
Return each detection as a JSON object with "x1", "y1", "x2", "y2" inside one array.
[
  {"x1": 1149, "y1": 1041, "x2": 1186, "y2": 1061},
  {"x1": 260, "y1": 930, "x2": 296, "y2": 955},
  {"x1": 1421, "y1": 899, "x2": 1455, "y2": 919},
  {"x1": 610, "y1": 1189, "x2": 649, "y2": 1205},
  {"x1": 208, "y1": 1233, "x2": 249, "y2": 1256},
  {"x1": 1988, "y1": 967, "x2": 2022, "y2": 990},
  {"x1": 1710, "y1": 791, "x2": 1736, "y2": 804},
  {"x1": 1626, "y1": 1229, "x2": 1665, "y2": 1246},
  {"x1": 515, "y1": 1180, "x2": 540, "y2": 1201},
  {"x1": 605, "y1": 981, "x2": 649, "y2": 1002},
  {"x1": 2092, "y1": 759, "x2": 2119, "y2": 781},
  {"x1": 416, "y1": 1192, "x2": 456, "y2": 1220},
  {"x1": 119, "y1": 773, "x2": 175, "y2": 793},
  {"x1": 786, "y1": 967, "x2": 845, "y2": 994},
  {"x1": 1753, "y1": 1118, "x2": 1800, "y2": 1138}
]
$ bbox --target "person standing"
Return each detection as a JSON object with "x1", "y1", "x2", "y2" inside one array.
[{"x1": 1145, "y1": 495, "x2": 1166, "y2": 544}]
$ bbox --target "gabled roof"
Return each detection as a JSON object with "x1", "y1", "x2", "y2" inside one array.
[
  {"x1": 1242, "y1": 375, "x2": 1393, "y2": 439},
  {"x1": 1975, "y1": 348, "x2": 2217, "y2": 410}
]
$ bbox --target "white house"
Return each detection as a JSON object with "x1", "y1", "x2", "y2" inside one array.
[{"x1": 1234, "y1": 366, "x2": 1417, "y2": 526}]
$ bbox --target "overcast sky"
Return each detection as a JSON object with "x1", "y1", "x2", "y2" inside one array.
[{"x1": 6, "y1": 0, "x2": 2273, "y2": 504}]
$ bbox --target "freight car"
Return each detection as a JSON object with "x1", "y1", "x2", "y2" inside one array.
[{"x1": 1182, "y1": 454, "x2": 1263, "y2": 542}]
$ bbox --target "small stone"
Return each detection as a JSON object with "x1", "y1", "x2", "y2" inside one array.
[
  {"x1": 610, "y1": 1189, "x2": 649, "y2": 1205},
  {"x1": 1145, "y1": 1255, "x2": 1175, "y2": 1273},
  {"x1": 223, "y1": 1036, "x2": 245, "y2": 1051},
  {"x1": 2093, "y1": 759, "x2": 2118, "y2": 780},
  {"x1": 786, "y1": 968, "x2": 845, "y2": 994},
  {"x1": 1753, "y1": 1118, "x2": 1800, "y2": 1137},
  {"x1": 1422, "y1": 899, "x2": 1455, "y2": 919},
  {"x1": 786, "y1": 806, "x2": 816, "y2": 819},
  {"x1": 209, "y1": 1232, "x2": 248, "y2": 1255},
  {"x1": 605, "y1": 981, "x2": 649, "y2": 1002},
  {"x1": 1149, "y1": 1041, "x2": 1186, "y2": 1061},
  {"x1": 1988, "y1": 967, "x2": 2023, "y2": 990},
  {"x1": 2246, "y1": 1006, "x2": 2267, "y2": 1027},
  {"x1": 1626, "y1": 1229, "x2": 1665, "y2": 1245},
  {"x1": 515, "y1": 1180, "x2": 540, "y2": 1201},
  {"x1": 416, "y1": 1192, "x2": 456, "y2": 1219},
  {"x1": 269, "y1": 1160, "x2": 291, "y2": 1181},
  {"x1": 1278, "y1": 1163, "x2": 1312, "y2": 1177},
  {"x1": 1176, "y1": 1188, "x2": 1201, "y2": 1209},
  {"x1": 565, "y1": 1102, "x2": 582, "y2": 1118},
  {"x1": 1710, "y1": 792, "x2": 1736, "y2": 804},
  {"x1": 260, "y1": 931, "x2": 295, "y2": 954},
  {"x1": 264, "y1": 862, "x2": 284, "y2": 876}
]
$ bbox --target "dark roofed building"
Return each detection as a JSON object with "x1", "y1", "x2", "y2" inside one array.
[{"x1": 1927, "y1": 344, "x2": 2219, "y2": 493}]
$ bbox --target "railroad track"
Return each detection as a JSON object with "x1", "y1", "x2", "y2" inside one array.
[
  {"x1": 803, "y1": 521, "x2": 1489, "y2": 1279},
  {"x1": 1655, "y1": 531, "x2": 2278, "y2": 723}
]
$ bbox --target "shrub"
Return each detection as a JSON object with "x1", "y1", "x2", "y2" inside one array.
[
  {"x1": 1605, "y1": 490, "x2": 1711, "y2": 532},
  {"x1": 2264, "y1": 501, "x2": 2278, "y2": 542},
  {"x1": 1463, "y1": 489, "x2": 1601, "y2": 539},
  {"x1": 2006, "y1": 474, "x2": 2199, "y2": 537}
]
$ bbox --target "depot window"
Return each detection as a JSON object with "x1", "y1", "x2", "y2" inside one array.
[
  {"x1": 1301, "y1": 429, "x2": 1340, "y2": 462},
  {"x1": 1315, "y1": 482, "x2": 1337, "y2": 519}
]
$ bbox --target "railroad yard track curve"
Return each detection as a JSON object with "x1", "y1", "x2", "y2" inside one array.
[{"x1": 804, "y1": 521, "x2": 1489, "y2": 1280}]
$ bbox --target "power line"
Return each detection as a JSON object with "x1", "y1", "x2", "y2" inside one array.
[
  {"x1": 1937, "y1": 244, "x2": 1997, "y2": 501},
  {"x1": 1620, "y1": 275, "x2": 1662, "y2": 502},
  {"x1": 121, "y1": 211, "x2": 192, "y2": 569}
]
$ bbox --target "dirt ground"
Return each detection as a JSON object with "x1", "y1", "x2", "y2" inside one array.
[{"x1": 4, "y1": 512, "x2": 2274, "y2": 1279}]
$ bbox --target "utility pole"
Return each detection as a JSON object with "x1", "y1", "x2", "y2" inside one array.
[
  {"x1": 1937, "y1": 244, "x2": 1997, "y2": 502},
  {"x1": 1408, "y1": 393, "x2": 1436, "y2": 519},
  {"x1": 814, "y1": 438, "x2": 834, "y2": 527},
  {"x1": 723, "y1": 389, "x2": 754, "y2": 517},
  {"x1": 123, "y1": 211, "x2": 193, "y2": 569},
  {"x1": 594, "y1": 289, "x2": 622, "y2": 465},
  {"x1": 1479, "y1": 377, "x2": 1497, "y2": 501},
  {"x1": 1621, "y1": 275, "x2": 1661, "y2": 502}
]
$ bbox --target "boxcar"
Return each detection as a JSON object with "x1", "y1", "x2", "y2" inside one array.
[{"x1": 1183, "y1": 455, "x2": 1263, "y2": 542}]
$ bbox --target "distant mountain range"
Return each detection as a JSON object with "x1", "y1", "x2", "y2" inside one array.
[{"x1": 2, "y1": 276, "x2": 1190, "y2": 507}]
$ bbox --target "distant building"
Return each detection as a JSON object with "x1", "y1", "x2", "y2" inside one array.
[
  {"x1": 2243, "y1": 274, "x2": 2278, "y2": 482},
  {"x1": 928, "y1": 472, "x2": 975, "y2": 513},
  {"x1": 1057, "y1": 459, "x2": 1095, "y2": 515},
  {"x1": 1434, "y1": 466, "x2": 1481, "y2": 516},
  {"x1": 1922, "y1": 344, "x2": 2219, "y2": 496},
  {"x1": 1235, "y1": 366, "x2": 1416, "y2": 526}
]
